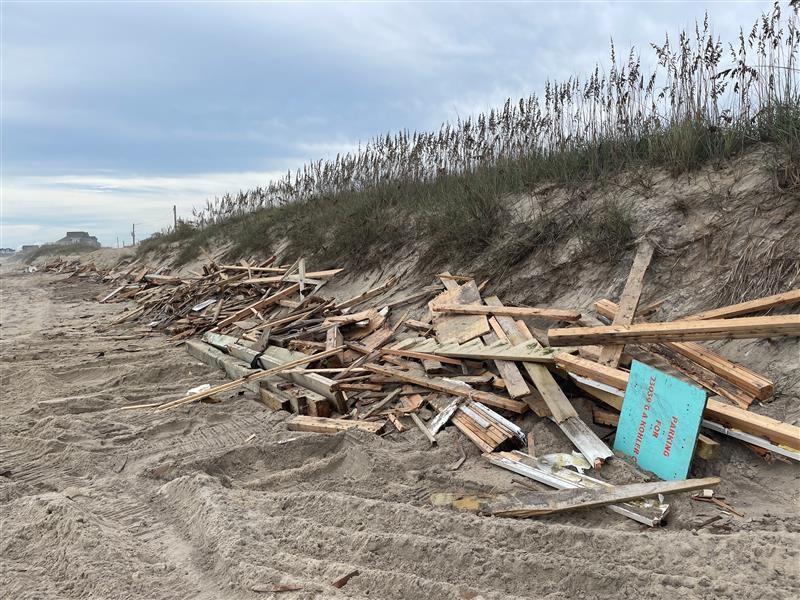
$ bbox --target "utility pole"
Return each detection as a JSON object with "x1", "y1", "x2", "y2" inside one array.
[
  {"x1": 173, "y1": 205, "x2": 178, "y2": 231},
  {"x1": 131, "y1": 223, "x2": 136, "y2": 247},
  {"x1": 116, "y1": 236, "x2": 119, "y2": 248}
]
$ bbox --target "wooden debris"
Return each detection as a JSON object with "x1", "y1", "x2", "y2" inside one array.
[
  {"x1": 598, "y1": 242, "x2": 653, "y2": 367},
  {"x1": 548, "y1": 315, "x2": 800, "y2": 345},
  {"x1": 431, "y1": 304, "x2": 581, "y2": 322},
  {"x1": 364, "y1": 363, "x2": 528, "y2": 414},
  {"x1": 287, "y1": 416, "x2": 384, "y2": 435},
  {"x1": 484, "y1": 476, "x2": 720, "y2": 518},
  {"x1": 682, "y1": 288, "x2": 800, "y2": 320}
]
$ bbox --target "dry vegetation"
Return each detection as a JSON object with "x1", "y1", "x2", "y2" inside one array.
[{"x1": 141, "y1": 3, "x2": 800, "y2": 267}]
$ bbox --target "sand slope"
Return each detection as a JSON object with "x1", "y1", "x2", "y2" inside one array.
[{"x1": 1, "y1": 269, "x2": 799, "y2": 599}]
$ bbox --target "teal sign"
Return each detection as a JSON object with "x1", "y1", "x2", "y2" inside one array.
[{"x1": 614, "y1": 361, "x2": 707, "y2": 480}]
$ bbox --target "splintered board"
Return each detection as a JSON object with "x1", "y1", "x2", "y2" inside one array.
[{"x1": 614, "y1": 361, "x2": 707, "y2": 480}]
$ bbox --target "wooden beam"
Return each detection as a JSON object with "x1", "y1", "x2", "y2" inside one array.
[
  {"x1": 484, "y1": 477, "x2": 720, "y2": 518},
  {"x1": 215, "y1": 283, "x2": 300, "y2": 328},
  {"x1": 241, "y1": 269, "x2": 344, "y2": 285},
  {"x1": 363, "y1": 364, "x2": 528, "y2": 414},
  {"x1": 598, "y1": 242, "x2": 653, "y2": 367},
  {"x1": 554, "y1": 353, "x2": 800, "y2": 450},
  {"x1": 286, "y1": 415, "x2": 384, "y2": 435},
  {"x1": 594, "y1": 298, "x2": 773, "y2": 400},
  {"x1": 156, "y1": 346, "x2": 345, "y2": 411},
  {"x1": 431, "y1": 304, "x2": 581, "y2": 322},
  {"x1": 548, "y1": 315, "x2": 800, "y2": 345},
  {"x1": 485, "y1": 297, "x2": 612, "y2": 468},
  {"x1": 682, "y1": 288, "x2": 800, "y2": 320}
]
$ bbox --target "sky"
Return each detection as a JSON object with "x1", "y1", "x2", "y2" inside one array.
[{"x1": 1, "y1": 0, "x2": 775, "y2": 249}]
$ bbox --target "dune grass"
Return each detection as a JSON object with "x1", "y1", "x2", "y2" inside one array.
[{"x1": 139, "y1": 4, "x2": 799, "y2": 268}]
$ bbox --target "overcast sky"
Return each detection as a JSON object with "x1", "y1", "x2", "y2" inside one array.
[{"x1": 1, "y1": 1, "x2": 774, "y2": 249}]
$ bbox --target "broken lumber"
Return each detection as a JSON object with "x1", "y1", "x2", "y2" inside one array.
[
  {"x1": 203, "y1": 332, "x2": 338, "y2": 402},
  {"x1": 554, "y1": 353, "x2": 800, "y2": 450},
  {"x1": 286, "y1": 415, "x2": 384, "y2": 435},
  {"x1": 365, "y1": 364, "x2": 527, "y2": 413},
  {"x1": 682, "y1": 288, "x2": 800, "y2": 320},
  {"x1": 215, "y1": 283, "x2": 300, "y2": 328},
  {"x1": 595, "y1": 298, "x2": 773, "y2": 400},
  {"x1": 485, "y1": 451, "x2": 669, "y2": 526},
  {"x1": 598, "y1": 242, "x2": 653, "y2": 367},
  {"x1": 485, "y1": 297, "x2": 613, "y2": 468},
  {"x1": 156, "y1": 346, "x2": 345, "y2": 411},
  {"x1": 431, "y1": 304, "x2": 581, "y2": 322},
  {"x1": 484, "y1": 476, "x2": 720, "y2": 518},
  {"x1": 548, "y1": 315, "x2": 800, "y2": 345},
  {"x1": 396, "y1": 337, "x2": 555, "y2": 363}
]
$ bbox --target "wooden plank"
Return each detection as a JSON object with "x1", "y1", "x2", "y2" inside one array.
[
  {"x1": 431, "y1": 304, "x2": 581, "y2": 322},
  {"x1": 484, "y1": 477, "x2": 720, "y2": 518},
  {"x1": 598, "y1": 242, "x2": 653, "y2": 367},
  {"x1": 548, "y1": 315, "x2": 800, "y2": 345},
  {"x1": 216, "y1": 283, "x2": 300, "y2": 328},
  {"x1": 364, "y1": 364, "x2": 528, "y2": 414},
  {"x1": 430, "y1": 279, "x2": 491, "y2": 344},
  {"x1": 400, "y1": 338, "x2": 554, "y2": 363},
  {"x1": 410, "y1": 412, "x2": 438, "y2": 445},
  {"x1": 484, "y1": 298, "x2": 577, "y2": 422},
  {"x1": 485, "y1": 452, "x2": 668, "y2": 527},
  {"x1": 485, "y1": 297, "x2": 613, "y2": 467},
  {"x1": 203, "y1": 332, "x2": 338, "y2": 401},
  {"x1": 595, "y1": 299, "x2": 773, "y2": 400},
  {"x1": 286, "y1": 415, "x2": 384, "y2": 435},
  {"x1": 156, "y1": 346, "x2": 345, "y2": 411},
  {"x1": 682, "y1": 289, "x2": 800, "y2": 320},
  {"x1": 554, "y1": 354, "x2": 800, "y2": 450},
  {"x1": 482, "y1": 331, "x2": 531, "y2": 399},
  {"x1": 242, "y1": 269, "x2": 344, "y2": 285},
  {"x1": 359, "y1": 388, "x2": 402, "y2": 420}
]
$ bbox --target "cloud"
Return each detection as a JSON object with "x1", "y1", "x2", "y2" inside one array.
[
  {"x1": 1, "y1": 0, "x2": 779, "y2": 251},
  {"x1": 2, "y1": 170, "x2": 282, "y2": 249}
]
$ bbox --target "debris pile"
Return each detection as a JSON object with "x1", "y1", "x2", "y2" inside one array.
[{"x1": 58, "y1": 247, "x2": 800, "y2": 522}]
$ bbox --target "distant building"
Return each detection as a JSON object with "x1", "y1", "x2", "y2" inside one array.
[
  {"x1": 0, "y1": 248, "x2": 15, "y2": 256},
  {"x1": 53, "y1": 231, "x2": 101, "y2": 248},
  {"x1": 21, "y1": 245, "x2": 40, "y2": 253}
]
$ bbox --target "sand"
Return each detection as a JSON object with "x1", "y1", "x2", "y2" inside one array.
[{"x1": 1, "y1": 261, "x2": 799, "y2": 599}]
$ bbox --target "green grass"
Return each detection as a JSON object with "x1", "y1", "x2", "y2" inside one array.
[{"x1": 137, "y1": 5, "x2": 799, "y2": 270}]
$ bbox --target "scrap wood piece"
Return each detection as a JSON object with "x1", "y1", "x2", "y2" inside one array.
[
  {"x1": 482, "y1": 476, "x2": 720, "y2": 518},
  {"x1": 485, "y1": 451, "x2": 669, "y2": 527},
  {"x1": 203, "y1": 332, "x2": 338, "y2": 401},
  {"x1": 481, "y1": 330, "x2": 531, "y2": 399},
  {"x1": 155, "y1": 346, "x2": 345, "y2": 412},
  {"x1": 430, "y1": 396, "x2": 525, "y2": 452},
  {"x1": 330, "y1": 570, "x2": 360, "y2": 589},
  {"x1": 429, "y1": 278, "x2": 491, "y2": 344},
  {"x1": 598, "y1": 242, "x2": 654, "y2": 367},
  {"x1": 287, "y1": 415, "x2": 383, "y2": 435},
  {"x1": 242, "y1": 269, "x2": 344, "y2": 285},
  {"x1": 554, "y1": 353, "x2": 800, "y2": 451},
  {"x1": 431, "y1": 304, "x2": 581, "y2": 322},
  {"x1": 364, "y1": 364, "x2": 528, "y2": 414},
  {"x1": 595, "y1": 298, "x2": 773, "y2": 400},
  {"x1": 485, "y1": 298, "x2": 613, "y2": 467},
  {"x1": 399, "y1": 337, "x2": 555, "y2": 363},
  {"x1": 216, "y1": 283, "x2": 301, "y2": 329},
  {"x1": 682, "y1": 288, "x2": 800, "y2": 320},
  {"x1": 359, "y1": 388, "x2": 402, "y2": 420},
  {"x1": 410, "y1": 412, "x2": 437, "y2": 446},
  {"x1": 548, "y1": 315, "x2": 800, "y2": 345},
  {"x1": 648, "y1": 341, "x2": 755, "y2": 409},
  {"x1": 427, "y1": 397, "x2": 463, "y2": 435}
]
